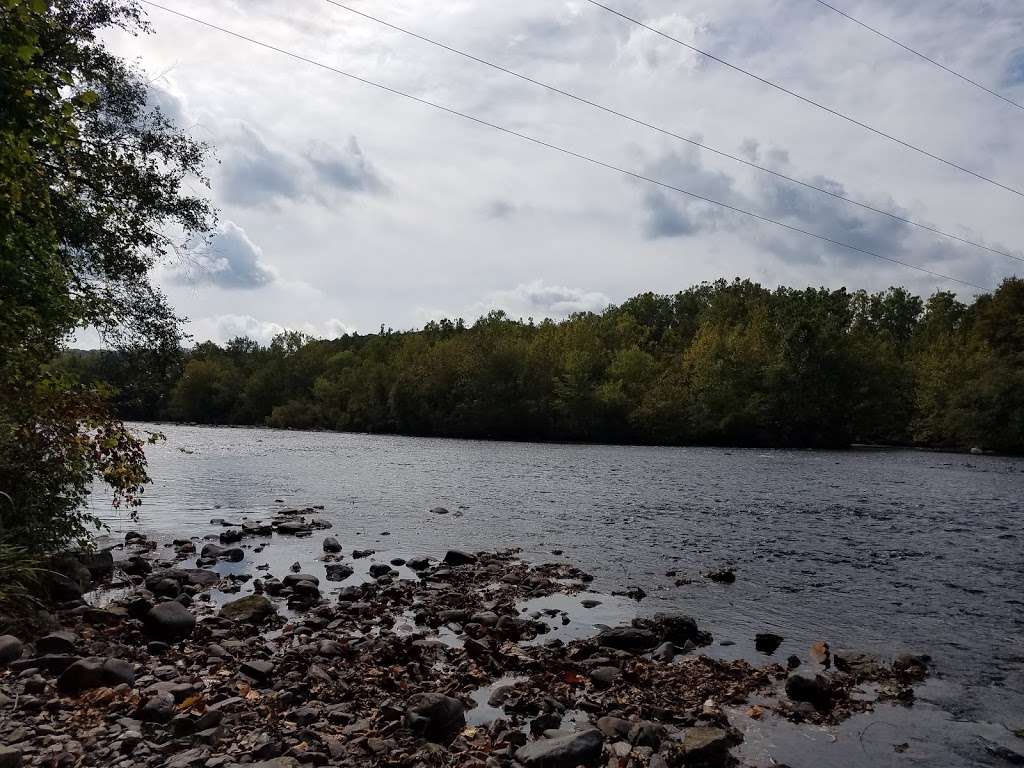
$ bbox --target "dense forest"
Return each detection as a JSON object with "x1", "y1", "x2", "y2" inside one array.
[{"x1": 59, "y1": 277, "x2": 1024, "y2": 452}]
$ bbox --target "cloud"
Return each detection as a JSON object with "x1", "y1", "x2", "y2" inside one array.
[
  {"x1": 1005, "y1": 49, "x2": 1024, "y2": 86},
  {"x1": 306, "y1": 137, "x2": 386, "y2": 194},
  {"x1": 219, "y1": 125, "x2": 386, "y2": 209},
  {"x1": 219, "y1": 125, "x2": 303, "y2": 208},
  {"x1": 170, "y1": 221, "x2": 277, "y2": 289},
  {"x1": 473, "y1": 280, "x2": 612, "y2": 320},
  {"x1": 188, "y1": 314, "x2": 356, "y2": 345}
]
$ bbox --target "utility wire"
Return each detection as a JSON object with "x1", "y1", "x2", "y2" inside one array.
[
  {"x1": 583, "y1": 0, "x2": 1024, "y2": 199},
  {"x1": 814, "y1": 0, "x2": 1024, "y2": 113},
  {"x1": 139, "y1": 1, "x2": 989, "y2": 292},
  {"x1": 318, "y1": 0, "x2": 1021, "y2": 264}
]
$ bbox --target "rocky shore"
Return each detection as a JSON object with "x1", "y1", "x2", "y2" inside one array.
[{"x1": 0, "y1": 509, "x2": 929, "y2": 768}]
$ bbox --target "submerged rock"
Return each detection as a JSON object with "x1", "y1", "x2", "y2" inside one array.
[
  {"x1": 404, "y1": 692, "x2": 465, "y2": 744},
  {"x1": 515, "y1": 729, "x2": 604, "y2": 767}
]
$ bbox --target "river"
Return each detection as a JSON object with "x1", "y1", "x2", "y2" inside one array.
[{"x1": 90, "y1": 423, "x2": 1024, "y2": 767}]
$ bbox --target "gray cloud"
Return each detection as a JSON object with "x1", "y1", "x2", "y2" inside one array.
[
  {"x1": 171, "y1": 221, "x2": 277, "y2": 289},
  {"x1": 219, "y1": 126, "x2": 385, "y2": 209},
  {"x1": 473, "y1": 280, "x2": 612, "y2": 319},
  {"x1": 305, "y1": 137, "x2": 386, "y2": 194},
  {"x1": 1005, "y1": 49, "x2": 1024, "y2": 85}
]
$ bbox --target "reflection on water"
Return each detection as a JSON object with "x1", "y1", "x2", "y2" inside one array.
[{"x1": 90, "y1": 423, "x2": 1024, "y2": 767}]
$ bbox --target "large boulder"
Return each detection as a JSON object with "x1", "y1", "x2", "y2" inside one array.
[
  {"x1": 57, "y1": 657, "x2": 134, "y2": 695},
  {"x1": 678, "y1": 727, "x2": 738, "y2": 764},
  {"x1": 144, "y1": 601, "x2": 195, "y2": 641},
  {"x1": 325, "y1": 563, "x2": 354, "y2": 582},
  {"x1": 596, "y1": 626, "x2": 658, "y2": 651},
  {"x1": 36, "y1": 632, "x2": 77, "y2": 656},
  {"x1": 0, "y1": 635, "x2": 23, "y2": 665},
  {"x1": 76, "y1": 550, "x2": 115, "y2": 580},
  {"x1": 515, "y1": 729, "x2": 604, "y2": 767},
  {"x1": 46, "y1": 555, "x2": 93, "y2": 601},
  {"x1": 220, "y1": 595, "x2": 277, "y2": 624},
  {"x1": 443, "y1": 550, "x2": 477, "y2": 566},
  {"x1": 404, "y1": 692, "x2": 466, "y2": 744}
]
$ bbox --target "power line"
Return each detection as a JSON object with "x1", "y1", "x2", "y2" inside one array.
[
  {"x1": 814, "y1": 0, "x2": 1024, "y2": 113},
  {"x1": 138, "y1": 1, "x2": 990, "y2": 292},
  {"x1": 583, "y1": 0, "x2": 1024, "y2": 199},
  {"x1": 317, "y1": 0, "x2": 1021, "y2": 265}
]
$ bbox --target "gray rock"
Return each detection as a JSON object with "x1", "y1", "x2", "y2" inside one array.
[
  {"x1": 200, "y1": 543, "x2": 224, "y2": 559},
  {"x1": 0, "y1": 635, "x2": 23, "y2": 665},
  {"x1": 241, "y1": 659, "x2": 274, "y2": 683},
  {"x1": 251, "y1": 759, "x2": 299, "y2": 768},
  {"x1": 652, "y1": 641, "x2": 676, "y2": 662},
  {"x1": 36, "y1": 631, "x2": 77, "y2": 656},
  {"x1": 220, "y1": 595, "x2": 277, "y2": 624},
  {"x1": 322, "y1": 537, "x2": 342, "y2": 553},
  {"x1": 144, "y1": 601, "x2": 195, "y2": 641},
  {"x1": 596, "y1": 626, "x2": 658, "y2": 651},
  {"x1": 325, "y1": 563, "x2": 354, "y2": 582},
  {"x1": 0, "y1": 746, "x2": 22, "y2": 768},
  {"x1": 430, "y1": 507, "x2": 449, "y2": 515},
  {"x1": 282, "y1": 573, "x2": 319, "y2": 588},
  {"x1": 678, "y1": 727, "x2": 737, "y2": 764},
  {"x1": 57, "y1": 657, "x2": 135, "y2": 694},
  {"x1": 785, "y1": 673, "x2": 832, "y2": 709},
  {"x1": 139, "y1": 692, "x2": 176, "y2": 723},
  {"x1": 406, "y1": 557, "x2": 430, "y2": 571},
  {"x1": 368, "y1": 564, "x2": 393, "y2": 578},
  {"x1": 404, "y1": 692, "x2": 466, "y2": 744},
  {"x1": 515, "y1": 728, "x2": 604, "y2": 767},
  {"x1": 443, "y1": 550, "x2": 477, "y2": 566},
  {"x1": 589, "y1": 666, "x2": 621, "y2": 688}
]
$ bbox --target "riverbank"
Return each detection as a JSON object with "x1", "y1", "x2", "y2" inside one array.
[{"x1": 0, "y1": 508, "x2": 933, "y2": 768}]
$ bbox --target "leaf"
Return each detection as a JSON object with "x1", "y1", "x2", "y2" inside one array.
[
  {"x1": 78, "y1": 90, "x2": 99, "y2": 106},
  {"x1": 31, "y1": 0, "x2": 48, "y2": 10}
]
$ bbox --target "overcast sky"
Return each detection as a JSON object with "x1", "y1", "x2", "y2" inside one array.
[{"x1": 98, "y1": 0, "x2": 1024, "y2": 344}]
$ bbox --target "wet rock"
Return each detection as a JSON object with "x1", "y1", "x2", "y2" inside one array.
[
  {"x1": 642, "y1": 613, "x2": 709, "y2": 646},
  {"x1": 331, "y1": 565, "x2": 360, "y2": 581},
  {"x1": 404, "y1": 692, "x2": 466, "y2": 744},
  {"x1": 706, "y1": 568, "x2": 736, "y2": 584},
  {"x1": 144, "y1": 600, "x2": 195, "y2": 641},
  {"x1": 352, "y1": 549, "x2": 375, "y2": 559},
  {"x1": 241, "y1": 659, "x2": 274, "y2": 684},
  {"x1": 220, "y1": 595, "x2": 277, "y2": 624},
  {"x1": 678, "y1": 727, "x2": 738, "y2": 764},
  {"x1": 0, "y1": 746, "x2": 21, "y2": 768},
  {"x1": 251, "y1": 759, "x2": 299, "y2": 768},
  {"x1": 201, "y1": 543, "x2": 225, "y2": 559},
  {"x1": 785, "y1": 672, "x2": 832, "y2": 709},
  {"x1": 282, "y1": 573, "x2": 319, "y2": 588},
  {"x1": 77, "y1": 549, "x2": 115, "y2": 580},
  {"x1": 139, "y1": 692, "x2": 176, "y2": 723},
  {"x1": 581, "y1": 599, "x2": 601, "y2": 609},
  {"x1": 57, "y1": 657, "x2": 134, "y2": 694},
  {"x1": 0, "y1": 635, "x2": 23, "y2": 664},
  {"x1": 368, "y1": 563, "x2": 393, "y2": 578},
  {"x1": 322, "y1": 537, "x2": 342, "y2": 553},
  {"x1": 833, "y1": 649, "x2": 882, "y2": 677},
  {"x1": 406, "y1": 557, "x2": 430, "y2": 571},
  {"x1": 787, "y1": 654, "x2": 802, "y2": 670},
  {"x1": 755, "y1": 633, "x2": 784, "y2": 655},
  {"x1": 597, "y1": 626, "x2": 658, "y2": 651},
  {"x1": 123, "y1": 556, "x2": 152, "y2": 576},
  {"x1": 590, "y1": 666, "x2": 622, "y2": 688},
  {"x1": 443, "y1": 550, "x2": 477, "y2": 566},
  {"x1": 276, "y1": 521, "x2": 310, "y2": 536},
  {"x1": 515, "y1": 728, "x2": 604, "y2": 767},
  {"x1": 652, "y1": 641, "x2": 676, "y2": 662},
  {"x1": 893, "y1": 654, "x2": 929, "y2": 680},
  {"x1": 430, "y1": 507, "x2": 449, "y2": 515},
  {"x1": 810, "y1": 641, "x2": 831, "y2": 666},
  {"x1": 219, "y1": 528, "x2": 242, "y2": 544}
]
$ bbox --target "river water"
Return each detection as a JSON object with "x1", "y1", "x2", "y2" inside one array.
[{"x1": 91, "y1": 423, "x2": 1024, "y2": 767}]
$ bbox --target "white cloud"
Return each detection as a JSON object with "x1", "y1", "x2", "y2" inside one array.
[
  {"x1": 187, "y1": 314, "x2": 356, "y2": 345},
  {"x1": 169, "y1": 221, "x2": 277, "y2": 290}
]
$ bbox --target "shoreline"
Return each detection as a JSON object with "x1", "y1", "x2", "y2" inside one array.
[{"x1": 0, "y1": 510, "x2": 931, "y2": 768}]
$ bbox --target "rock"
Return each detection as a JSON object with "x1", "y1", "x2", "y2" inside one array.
[
  {"x1": 810, "y1": 641, "x2": 831, "y2": 666},
  {"x1": 221, "y1": 547, "x2": 244, "y2": 562},
  {"x1": 597, "y1": 716, "x2": 631, "y2": 741},
  {"x1": 282, "y1": 573, "x2": 319, "y2": 588},
  {"x1": 515, "y1": 728, "x2": 604, "y2": 767},
  {"x1": 643, "y1": 613, "x2": 707, "y2": 645},
  {"x1": 678, "y1": 727, "x2": 737, "y2": 764},
  {"x1": 430, "y1": 507, "x2": 449, "y2": 515},
  {"x1": 351, "y1": 549, "x2": 375, "y2": 559},
  {"x1": 139, "y1": 692, "x2": 176, "y2": 723},
  {"x1": 706, "y1": 568, "x2": 736, "y2": 584},
  {"x1": 833, "y1": 649, "x2": 882, "y2": 677},
  {"x1": 368, "y1": 564, "x2": 393, "y2": 578},
  {"x1": 581, "y1": 599, "x2": 601, "y2": 609},
  {"x1": 785, "y1": 673, "x2": 832, "y2": 709},
  {"x1": 46, "y1": 555, "x2": 93, "y2": 601},
  {"x1": 144, "y1": 601, "x2": 195, "y2": 641},
  {"x1": 36, "y1": 632, "x2": 77, "y2": 656},
  {"x1": 406, "y1": 557, "x2": 430, "y2": 571},
  {"x1": 219, "y1": 529, "x2": 242, "y2": 544},
  {"x1": 0, "y1": 746, "x2": 22, "y2": 768},
  {"x1": 443, "y1": 550, "x2": 477, "y2": 566},
  {"x1": 324, "y1": 564, "x2": 354, "y2": 581},
  {"x1": 241, "y1": 659, "x2": 274, "y2": 683},
  {"x1": 404, "y1": 692, "x2": 466, "y2": 744},
  {"x1": 251, "y1": 759, "x2": 299, "y2": 768},
  {"x1": 629, "y1": 722, "x2": 667, "y2": 748},
  {"x1": 0, "y1": 635, "x2": 23, "y2": 664},
  {"x1": 597, "y1": 626, "x2": 658, "y2": 651},
  {"x1": 57, "y1": 657, "x2": 135, "y2": 694},
  {"x1": 200, "y1": 543, "x2": 224, "y2": 559},
  {"x1": 322, "y1": 537, "x2": 342, "y2": 553},
  {"x1": 77, "y1": 550, "x2": 115, "y2": 580},
  {"x1": 220, "y1": 595, "x2": 277, "y2": 624},
  {"x1": 276, "y1": 521, "x2": 310, "y2": 535},
  {"x1": 652, "y1": 641, "x2": 676, "y2": 662},
  {"x1": 755, "y1": 633, "x2": 784, "y2": 655},
  {"x1": 590, "y1": 666, "x2": 621, "y2": 688}
]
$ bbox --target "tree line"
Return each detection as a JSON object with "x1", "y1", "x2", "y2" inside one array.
[{"x1": 59, "y1": 278, "x2": 1024, "y2": 453}]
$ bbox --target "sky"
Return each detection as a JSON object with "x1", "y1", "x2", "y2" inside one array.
[{"x1": 95, "y1": 0, "x2": 1024, "y2": 344}]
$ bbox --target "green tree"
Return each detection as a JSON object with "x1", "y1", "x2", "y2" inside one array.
[{"x1": 0, "y1": 0, "x2": 215, "y2": 548}]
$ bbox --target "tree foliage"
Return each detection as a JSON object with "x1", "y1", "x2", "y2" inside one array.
[
  {"x1": 64, "y1": 278, "x2": 1024, "y2": 453},
  {"x1": 1, "y1": 0, "x2": 215, "y2": 549}
]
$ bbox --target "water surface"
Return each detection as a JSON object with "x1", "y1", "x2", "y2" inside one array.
[{"x1": 92, "y1": 423, "x2": 1024, "y2": 767}]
